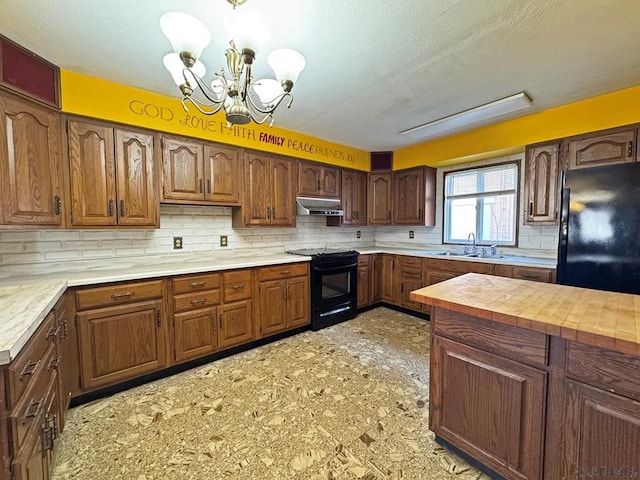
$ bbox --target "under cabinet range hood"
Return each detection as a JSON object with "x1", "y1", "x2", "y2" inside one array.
[{"x1": 296, "y1": 197, "x2": 344, "y2": 216}]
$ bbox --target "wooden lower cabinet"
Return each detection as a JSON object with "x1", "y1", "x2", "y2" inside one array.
[
  {"x1": 257, "y1": 264, "x2": 310, "y2": 337},
  {"x1": 77, "y1": 299, "x2": 166, "y2": 390},
  {"x1": 398, "y1": 256, "x2": 426, "y2": 312},
  {"x1": 381, "y1": 254, "x2": 398, "y2": 304},
  {"x1": 357, "y1": 255, "x2": 371, "y2": 308},
  {"x1": 218, "y1": 300, "x2": 253, "y2": 349},
  {"x1": 174, "y1": 307, "x2": 217, "y2": 362},
  {"x1": 564, "y1": 380, "x2": 640, "y2": 477}
]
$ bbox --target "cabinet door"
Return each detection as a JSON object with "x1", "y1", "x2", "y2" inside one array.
[
  {"x1": 381, "y1": 255, "x2": 398, "y2": 303},
  {"x1": 243, "y1": 153, "x2": 271, "y2": 225},
  {"x1": 55, "y1": 294, "x2": 78, "y2": 424},
  {"x1": 287, "y1": 276, "x2": 310, "y2": 329},
  {"x1": 371, "y1": 255, "x2": 382, "y2": 302},
  {"x1": 174, "y1": 307, "x2": 217, "y2": 362},
  {"x1": 77, "y1": 299, "x2": 166, "y2": 389},
  {"x1": 321, "y1": 166, "x2": 340, "y2": 197},
  {"x1": 393, "y1": 167, "x2": 425, "y2": 225},
  {"x1": 270, "y1": 156, "x2": 296, "y2": 226},
  {"x1": 162, "y1": 136, "x2": 204, "y2": 201},
  {"x1": 400, "y1": 277, "x2": 424, "y2": 311},
  {"x1": 259, "y1": 279, "x2": 288, "y2": 337},
  {"x1": 114, "y1": 129, "x2": 158, "y2": 226},
  {"x1": 431, "y1": 335, "x2": 546, "y2": 480},
  {"x1": 218, "y1": 300, "x2": 253, "y2": 349},
  {"x1": 357, "y1": 264, "x2": 371, "y2": 308},
  {"x1": 10, "y1": 405, "x2": 48, "y2": 480},
  {"x1": 524, "y1": 142, "x2": 560, "y2": 225},
  {"x1": 342, "y1": 170, "x2": 367, "y2": 226},
  {"x1": 426, "y1": 270, "x2": 459, "y2": 285},
  {"x1": 564, "y1": 380, "x2": 640, "y2": 479},
  {"x1": 368, "y1": 172, "x2": 392, "y2": 225},
  {"x1": 567, "y1": 128, "x2": 636, "y2": 169},
  {"x1": 204, "y1": 143, "x2": 241, "y2": 204},
  {"x1": 68, "y1": 119, "x2": 117, "y2": 226},
  {"x1": 298, "y1": 162, "x2": 323, "y2": 196},
  {"x1": 0, "y1": 94, "x2": 64, "y2": 226}
]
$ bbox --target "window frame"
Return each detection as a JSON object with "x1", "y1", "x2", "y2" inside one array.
[{"x1": 442, "y1": 160, "x2": 520, "y2": 247}]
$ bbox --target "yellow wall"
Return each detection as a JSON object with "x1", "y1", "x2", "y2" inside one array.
[
  {"x1": 394, "y1": 84, "x2": 640, "y2": 169},
  {"x1": 60, "y1": 70, "x2": 370, "y2": 171}
]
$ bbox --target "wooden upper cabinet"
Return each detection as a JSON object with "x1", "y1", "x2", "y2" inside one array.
[
  {"x1": 162, "y1": 135, "x2": 241, "y2": 205},
  {"x1": 341, "y1": 169, "x2": 367, "y2": 226},
  {"x1": 204, "y1": 143, "x2": 241, "y2": 204},
  {"x1": 68, "y1": 118, "x2": 158, "y2": 227},
  {"x1": 368, "y1": 172, "x2": 393, "y2": 225},
  {"x1": 162, "y1": 136, "x2": 204, "y2": 202},
  {"x1": 0, "y1": 92, "x2": 64, "y2": 226},
  {"x1": 524, "y1": 141, "x2": 561, "y2": 225},
  {"x1": 298, "y1": 161, "x2": 340, "y2": 198},
  {"x1": 68, "y1": 120, "x2": 116, "y2": 226},
  {"x1": 566, "y1": 127, "x2": 637, "y2": 170},
  {"x1": 392, "y1": 166, "x2": 436, "y2": 226},
  {"x1": 114, "y1": 129, "x2": 157, "y2": 226},
  {"x1": 235, "y1": 152, "x2": 295, "y2": 226}
]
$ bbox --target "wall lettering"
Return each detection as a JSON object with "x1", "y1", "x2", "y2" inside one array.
[{"x1": 128, "y1": 100, "x2": 174, "y2": 121}]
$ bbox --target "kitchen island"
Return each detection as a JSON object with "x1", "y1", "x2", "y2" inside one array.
[{"x1": 410, "y1": 273, "x2": 640, "y2": 480}]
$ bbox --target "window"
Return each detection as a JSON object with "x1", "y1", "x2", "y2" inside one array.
[{"x1": 444, "y1": 162, "x2": 519, "y2": 246}]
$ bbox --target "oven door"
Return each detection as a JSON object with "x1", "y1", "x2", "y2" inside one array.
[{"x1": 312, "y1": 261, "x2": 358, "y2": 311}]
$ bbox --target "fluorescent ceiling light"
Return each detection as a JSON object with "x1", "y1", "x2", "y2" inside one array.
[{"x1": 400, "y1": 92, "x2": 532, "y2": 141}]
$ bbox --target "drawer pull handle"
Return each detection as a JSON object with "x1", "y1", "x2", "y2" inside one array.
[
  {"x1": 190, "y1": 298, "x2": 207, "y2": 305},
  {"x1": 189, "y1": 281, "x2": 206, "y2": 287},
  {"x1": 520, "y1": 273, "x2": 538, "y2": 280},
  {"x1": 62, "y1": 319, "x2": 69, "y2": 340},
  {"x1": 219, "y1": 314, "x2": 223, "y2": 329},
  {"x1": 23, "y1": 397, "x2": 44, "y2": 419},
  {"x1": 207, "y1": 179, "x2": 211, "y2": 194},
  {"x1": 231, "y1": 284, "x2": 246, "y2": 290},
  {"x1": 19, "y1": 360, "x2": 40, "y2": 379},
  {"x1": 628, "y1": 140, "x2": 633, "y2": 158},
  {"x1": 46, "y1": 325, "x2": 60, "y2": 340},
  {"x1": 111, "y1": 291, "x2": 135, "y2": 299},
  {"x1": 280, "y1": 270, "x2": 291, "y2": 275},
  {"x1": 120, "y1": 200, "x2": 126, "y2": 217},
  {"x1": 48, "y1": 356, "x2": 61, "y2": 370},
  {"x1": 108, "y1": 199, "x2": 114, "y2": 217},
  {"x1": 54, "y1": 196, "x2": 62, "y2": 216}
]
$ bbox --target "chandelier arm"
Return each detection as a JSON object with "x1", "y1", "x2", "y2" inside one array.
[
  {"x1": 182, "y1": 68, "x2": 228, "y2": 106},
  {"x1": 246, "y1": 90, "x2": 293, "y2": 116},
  {"x1": 182, "y1": 96, "x2": 226, "y2": 116}
]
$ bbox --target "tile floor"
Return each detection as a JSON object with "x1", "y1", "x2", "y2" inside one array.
[{"x1": 52, "y1": 307, "x2": 490, "y2": 479}]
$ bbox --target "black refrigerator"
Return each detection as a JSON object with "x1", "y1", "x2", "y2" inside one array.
[{"x1": 557, "y1": 161, "x2": 640, "y2": 294}]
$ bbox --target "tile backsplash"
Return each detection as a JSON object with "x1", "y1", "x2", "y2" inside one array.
[{"x1": 0, "y1": 153, "x2": 559, "y2": 267}]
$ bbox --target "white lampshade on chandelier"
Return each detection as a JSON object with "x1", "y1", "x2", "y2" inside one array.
[{"x1": 160, "y1": 0, "x2": 306, "y2": 126}]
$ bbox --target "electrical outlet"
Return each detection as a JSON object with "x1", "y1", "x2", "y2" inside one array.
[
  {"x1": 356, "y1": 230, "x2": 361, "y2": 239},
  {"x1": 173, "y1": 236, "x2": 183, "y2": 249},
  {"x1": 409, "y1": 230, "x2": 414, "y2": 239},
  {"x1": 220, "y1": 235, "x2": 228, "y2": 247}
]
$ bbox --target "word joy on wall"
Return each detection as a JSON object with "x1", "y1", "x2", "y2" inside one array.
[{"x1": 128, "y1": 99, "x2": 355, "y2": 165}]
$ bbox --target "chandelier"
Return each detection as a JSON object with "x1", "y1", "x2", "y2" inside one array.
[{"x1": 160, "y1": 0, "x2": 306, "y2": 127}]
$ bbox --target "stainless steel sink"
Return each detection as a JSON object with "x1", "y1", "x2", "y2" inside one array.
[
  {"x1": 464, "y1": 253, "x2": 507, "y2": 259},
  {"x1": 432, "y1": 251, "x2": 468, "y2": 256}
]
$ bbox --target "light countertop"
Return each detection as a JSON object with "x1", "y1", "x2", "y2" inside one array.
[
  {"x1": 0, "y1": 252, "x2": 310, "y2": 365},
  {"x1": 410, "y1": 273, "x2": 640, "y2": 355}
]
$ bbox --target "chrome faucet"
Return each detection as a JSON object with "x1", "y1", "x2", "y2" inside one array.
[{"x1": 464, "y1": 232, "x2": 477, "y2": 254}]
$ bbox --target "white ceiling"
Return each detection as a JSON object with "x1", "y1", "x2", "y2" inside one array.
[{"x1": 2, "y1": 0, "x2": 640, "y2": 152}]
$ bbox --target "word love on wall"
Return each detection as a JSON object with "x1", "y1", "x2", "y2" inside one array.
[{"x1": 61, "y1": 69, "x2": 368, "y2": 170}]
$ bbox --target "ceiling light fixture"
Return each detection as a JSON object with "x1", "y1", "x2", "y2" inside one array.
[
  {"x1": 400, "y1": 92, "x2": 533, "y2": 140},
  {"x1": 160, "y1": 0, "x2": 306, "y2": 127}
]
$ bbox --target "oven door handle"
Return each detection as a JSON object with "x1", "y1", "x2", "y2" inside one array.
[{"x1": 313, "y1": 263, "x2": 358, "y2": 273}]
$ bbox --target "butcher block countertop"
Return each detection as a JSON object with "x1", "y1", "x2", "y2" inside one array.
[{"x1": 410, "y1": 273, "x2": 640, "y2": 356}]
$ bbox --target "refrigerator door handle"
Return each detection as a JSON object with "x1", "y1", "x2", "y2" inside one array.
[{"x1": 557, "y1": 186, "x2": 570, "y2": 281}]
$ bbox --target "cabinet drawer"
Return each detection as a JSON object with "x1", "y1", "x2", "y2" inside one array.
[
  {"x1": 399, "y1": 256, "x2": 423, "y2": 270},
  {"x1": 173, "y1": 290, "x2": 221, "y2": 313},
  {"x1": 10, "y1": 342, "x2": 58, "y2": 452},
  {"x1": 357, "y1": 255, "x2": 371, "y2": 268},
  {"x1": 258, "y1": 263, "x2": 308, "y2": 281},
  {"x1": 223, "y1": 270, "x2": 252, "y2": 302},
  {"x1": 511, "y1": 267, "x2": 554, "y2": 283},
  {"x1": 433, "y1": 307, "x2": 549, "y2": 367},
  {"x1": 173, "y1": 273, "x2": 221, "y2": 295},
  {"x1": 76, "y1": 280, "x2": 163, "y2": 310},
  {"x1": 426, "y1": 258, "x2": 494, "y2": 275},
  {"x1": 567, "y1": 341, "x2": 640, "y2": 402},
  {"x1": 7, "y1": 312, "x2": 57, "y2": 409}
]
